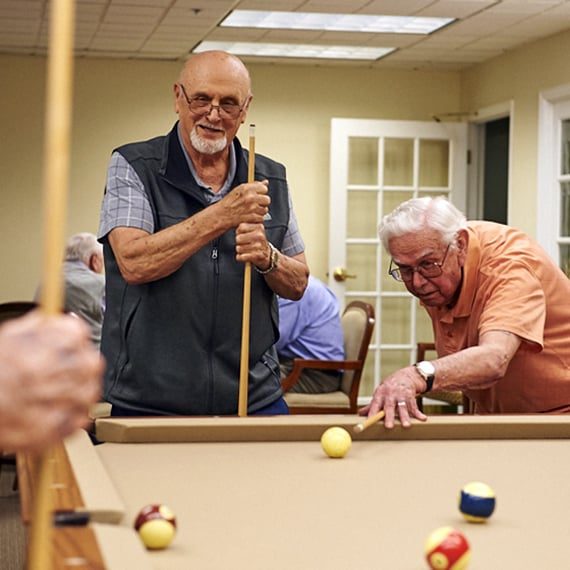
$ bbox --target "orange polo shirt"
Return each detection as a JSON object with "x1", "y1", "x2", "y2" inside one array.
[{"x1": 425, "y1": 221, "x2": 570, "y2": 413}]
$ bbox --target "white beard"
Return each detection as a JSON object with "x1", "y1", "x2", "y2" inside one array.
[{"x1": 190, "y1": 126, "x2": 228, "y2": 155}]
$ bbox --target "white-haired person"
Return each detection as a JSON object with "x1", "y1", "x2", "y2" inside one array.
[
  {"x1": 37, "y1": 232, "x2": 106, "y2": 348},
  {"x1": 362, "y1": 196, "x2": 570, "y2": 428},
  {"x1": 62, "y1": 232, "x2": 105, "y2": 347}
]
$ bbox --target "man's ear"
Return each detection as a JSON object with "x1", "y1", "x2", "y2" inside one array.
[{"x1": 456, "y1": 229, "x2": 469, "y2": 264}]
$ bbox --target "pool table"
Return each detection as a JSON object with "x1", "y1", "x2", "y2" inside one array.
[{"x1": 18, "y1": 414, "x2": 570, "y2": 569}]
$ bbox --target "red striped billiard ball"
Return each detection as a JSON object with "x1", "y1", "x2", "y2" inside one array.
[{"x1": 134, "y1": 504, "x2": 177, "y2": 550}]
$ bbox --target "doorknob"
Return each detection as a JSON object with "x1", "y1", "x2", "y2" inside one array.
[{"x1": 333, "y1": 267, "x2": 357, "y2": 282}]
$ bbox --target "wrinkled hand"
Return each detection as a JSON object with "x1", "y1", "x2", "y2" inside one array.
[
  {"x1": 235, "y1": 222, "x2": 270, "y2": 268},
  {"x1": 223, "y1": 180, "x2": 270, "y2": 226},
  {"x1": 0, "y1": 312, "x2": 104, "y2": 452},
  {"x1": 359, "y1": 367, "x2": 427, "y2": 429}
]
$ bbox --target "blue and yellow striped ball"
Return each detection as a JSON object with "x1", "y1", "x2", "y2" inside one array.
[{"x1": 459, "y1": 481, "x2": 496, "y2": 523}]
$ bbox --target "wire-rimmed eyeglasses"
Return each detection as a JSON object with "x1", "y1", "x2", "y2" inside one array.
[
  {"x1": 178, "y1": 84, "x2": 246, "y2": 120},
  {"x1": 388, "y1": 243, "x2": 451, "y2": 282}
]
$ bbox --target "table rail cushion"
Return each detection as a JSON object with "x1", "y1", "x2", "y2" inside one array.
[{"x1": 95, "y1": 414, "x2": 570, "y2": 444}]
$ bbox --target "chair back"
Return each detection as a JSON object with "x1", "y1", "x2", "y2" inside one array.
[
  {"x1": 0, "y1": 301, "x2": 37, "y2": 325},
  {"x1": 340, "y1": 301, "x2": 375, "y2": 398}
]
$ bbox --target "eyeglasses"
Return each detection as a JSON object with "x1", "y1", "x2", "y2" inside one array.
[
  {"x1": 178, "y1": 84, "x2": 246, "y2": 120},
  {"x1": 388, "y1": 243, "x2": 451, "y2": 282}
]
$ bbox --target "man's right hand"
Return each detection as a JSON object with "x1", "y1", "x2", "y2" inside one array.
[{"x1": 222, "y1": 180, "x2": 270, "y2": 226}]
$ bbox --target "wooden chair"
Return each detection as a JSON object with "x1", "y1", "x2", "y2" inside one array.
[
  {"x1": 282, "y1": 300, "x2": 375, "y2": 414},
  {"x1": 0, "y1": 301, "x2": 37, "y2": 488},
  {"x1": 416, "y1": 342, "x2": 471, "y2": 413}
]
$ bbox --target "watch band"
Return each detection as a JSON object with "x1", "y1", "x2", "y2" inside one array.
[{"x1": 254, "y1": 242, "x2": 279, "y2": 275}]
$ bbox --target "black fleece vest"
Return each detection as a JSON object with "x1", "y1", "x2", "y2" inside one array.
[{"x1": 101, "y1": 124, "x2": 289, "y2": 415}]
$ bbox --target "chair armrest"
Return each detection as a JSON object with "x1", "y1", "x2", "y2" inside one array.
[{"x1": 281, "y1": 358, "x2": 361, "y2": 392}]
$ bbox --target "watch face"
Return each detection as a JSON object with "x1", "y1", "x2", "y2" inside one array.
[{"x1": 418, "y1": 361, "x2": 435, "y2": 377}]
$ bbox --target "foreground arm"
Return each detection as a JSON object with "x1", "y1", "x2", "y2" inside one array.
[
  {"x1": 0, "y1": 312, "x2": 103, "y2": 452},
  {"x1": 361, "y1": 330, "x2": 522, "y2": 428}
]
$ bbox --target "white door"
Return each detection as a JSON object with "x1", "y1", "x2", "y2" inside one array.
[{"x1": 329, "y1": 118, "x2": 468, "y2": 401}]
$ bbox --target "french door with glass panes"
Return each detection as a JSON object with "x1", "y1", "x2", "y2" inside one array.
[{"x1": 329, "y1": 118, "x2": 467, "y2": 402}]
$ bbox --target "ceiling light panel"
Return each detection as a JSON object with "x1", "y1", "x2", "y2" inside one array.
[
  {"x1": 194, "y1": 41, "x2": 395, "y2": 61},
  {"x1": 221, "y1": 10, "x2": 454, "y2": 35}
]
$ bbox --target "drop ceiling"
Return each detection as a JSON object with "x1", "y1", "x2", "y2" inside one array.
[{"x1": 1, "y1": 0, "x2": 570, "y2": 70}]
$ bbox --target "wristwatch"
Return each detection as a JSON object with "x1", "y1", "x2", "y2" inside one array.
[
  {"x1": 254, "y1": 242, "x2": 279, "y2": 275},
  {"x1": 414, "y1": 360, "x2": 436, "y2": 393}
]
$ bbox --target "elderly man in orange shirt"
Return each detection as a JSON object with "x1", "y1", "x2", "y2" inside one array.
[{"x1": 362, "y1": 196, "x2": 570, "y2": 428}]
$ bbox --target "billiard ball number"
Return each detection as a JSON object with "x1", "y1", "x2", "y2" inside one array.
[
  {"x1": 320, "y1": 426, "x2": 352, "y2": 458},
  {"x1": 424, "y1": 526, "x2": 471, "y2": 570},
  {"x1": 134, "y1": 504, "x2": 177, "y2": 550},
  {"x1": 459, "y1": 481, "x2": 496, "y2": 523}
]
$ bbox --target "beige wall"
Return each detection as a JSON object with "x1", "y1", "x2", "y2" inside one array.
[
  {"x1": 461, "y1": 28, "x2": 570, "y2": 236},
  {"x1": 0, "y1": 55, "x2": 461, "y2": 301}
]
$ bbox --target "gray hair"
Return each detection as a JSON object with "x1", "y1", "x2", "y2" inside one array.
[
  {"x1": 64, "y1": 232, "x2": 102, "y2": 263},
  {"x1": 378, "y1": 196, "x2": 467, "y2": 250}
]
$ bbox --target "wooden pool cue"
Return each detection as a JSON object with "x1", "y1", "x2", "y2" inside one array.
[
  {"x1": 238, "y1": 124, "x2": 256, "y2": 417},
  {"x1": 27, "y1": 0, "x2": 76, "y2": 568},
  {"x1": 354, "y1": 411, "x2": 386, "y2": 434}
]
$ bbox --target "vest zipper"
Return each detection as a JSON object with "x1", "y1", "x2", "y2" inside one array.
[
  {"x1": 207, "y1": 241, "x2": 220, "y2": 412},
  {"x1": 211, "y1": 246, "x2": 219, "y2": 274}
]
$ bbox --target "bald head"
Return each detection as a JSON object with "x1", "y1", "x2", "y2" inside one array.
[{"x1": 179, "y1": 51, "x2": 252, "y2": 99}]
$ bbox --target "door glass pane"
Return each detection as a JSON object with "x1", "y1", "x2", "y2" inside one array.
[
  {"x1": 381, "y1": 297, "x2": 410, "y2": 344},
  {"x1": 419, "y1": 139, "x2": 449, "y2": 187},
  {"x1": 347, "y1": 191, "x2": 378, "y2": 239},
  {"x1": 561, "y1": 119, "x2": 570, "y2": 175},
  {"x1": 348, "y1": 137, "x2": 378, "y2": 185},
  {"x1": 384, "y1": 138, "x2": 413, "y2": 186},
  {"x1": 561, "y1": 181, "x2": 570, "y2": 237},
  {"x1": 346, "y1": 244, "x2": 377, "y2": 292},
  {"x1": 560, "y1": 244, "x2": 570, "y2": 277},
  {"x1": 380, "y1": 349, "x2": 409, "y2": 381},
  {"x1": 383, "y1": 190, "x2": 414, "y2": 218},
  {"x1": 382, "y1": 191, "x2": 415, "y2": 292}
]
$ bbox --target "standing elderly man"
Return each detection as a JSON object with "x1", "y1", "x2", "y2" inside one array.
[
  {"x1": 363, "y1": 196, "x2": 570, "y2": 428},
  {"x1": 98, "y1": 51, "x2": 309, "y2": 417}
]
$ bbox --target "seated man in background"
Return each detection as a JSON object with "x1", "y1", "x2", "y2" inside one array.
[
  {"x1": 35, "y1": 232, "x2": 105, "y2": 348},
  {"x1": 363, "y1": 196, "x2": 570, "y2": 428},
  {"x1": 277, "y1": 275, "x2": 345, "y2": 393},
  {"x1": 62, "y1": 233, "x2": 105, "y2": 348},
  {"x1": 0, "y1": 311, "x2": 102, "y2": 452}
]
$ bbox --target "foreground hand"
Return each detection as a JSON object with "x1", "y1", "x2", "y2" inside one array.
[
  {"x1": 359, "y1": 367, "x2": 427, "y2": 429},
  {"x1": 0, "y1": 312, "x2": 104, "y2": 452}
]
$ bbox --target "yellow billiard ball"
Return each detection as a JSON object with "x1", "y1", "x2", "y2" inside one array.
[
  {"x1": 320, "y1": 426, "x2": 352, "y2": 458},
  {"x1": 134, "y1": 504, "x2": 177, "y2": 550}
]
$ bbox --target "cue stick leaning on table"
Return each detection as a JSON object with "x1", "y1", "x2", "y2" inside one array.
[
  {"x1": 27, "y1": 0, "x2": 77, "y2": 569},
  {"x1": 238, "y1": 124, "x2": 256, "y2": 417}
]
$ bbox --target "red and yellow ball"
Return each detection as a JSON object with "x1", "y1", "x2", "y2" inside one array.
[
  {"x1": 424, "y1": 526, "x2": 471, "y2": 570},
  {"x1": 134, "y1": 504, "x2": 177, "y2": 550}
]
